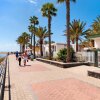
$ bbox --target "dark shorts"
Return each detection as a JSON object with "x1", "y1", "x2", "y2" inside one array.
[{"x1": 18, "y1": 58, "x2": 21, "y2": 61}]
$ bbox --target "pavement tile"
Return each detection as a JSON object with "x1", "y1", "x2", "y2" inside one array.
[
  {"x1": 19, "y1": 64, "x2": 50, "y2": 72},
  {"x1": 4, "y1": 55, "x2": 100, "y2": 100},
  {"x1": 32, "y1": 78, "x2": 100, "y2": 100}
]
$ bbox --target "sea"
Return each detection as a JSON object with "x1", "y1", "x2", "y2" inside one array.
[{"x1": 0, "y1": 54, "x2": 7, "y2": 58}]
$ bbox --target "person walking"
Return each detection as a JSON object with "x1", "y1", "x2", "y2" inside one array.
[
  {"x1": 18, "y1": 54, "x2": 22, "y2": 66},
  {"x1": 15, "y1": 51, "x2": 18, "y2": 60},
  {"x1": 23, "y1": 51, "x2": 28, "y2": 66}
]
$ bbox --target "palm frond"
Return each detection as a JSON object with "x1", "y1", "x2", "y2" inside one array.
[{"x1": 41, "y1": 3, "x2": 57, "y2": 18}]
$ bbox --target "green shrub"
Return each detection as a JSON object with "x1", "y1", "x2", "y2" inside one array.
[
  {"x1": 57, "y1": 48, "x2": 75, "y2": 62},
  {"x1": 57, "y1": 48, "x2": 67, "y2": 62}
]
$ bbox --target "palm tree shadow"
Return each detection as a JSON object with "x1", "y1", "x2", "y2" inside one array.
[{"x1": 26, "y1": 65, "x2": 31, "y2": 66}]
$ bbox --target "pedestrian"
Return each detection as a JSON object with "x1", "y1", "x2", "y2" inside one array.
[
  {"x1": 15, "y1": 51, "x2": 18, "y2": 60},
  {"x1": 18, "y1": 54, "x2": 22, "y2": 66},
  {"x1": 23, "y1": 51, "x2": 28, "y2": 66},
  {"x1": 27, "y1": 51, "x2": 31, "y2": 59},
  {"x1": 7, "y1": 52, "x2": 9, "y2": 57}
]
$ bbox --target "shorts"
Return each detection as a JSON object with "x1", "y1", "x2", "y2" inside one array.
[{"x1": 24, "y1": 58, "x2": 27, "y2": 62}]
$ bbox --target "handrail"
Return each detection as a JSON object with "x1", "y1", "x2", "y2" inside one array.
[{"x1": 0, "y1": 57, "x2": 7, "y2": 100}]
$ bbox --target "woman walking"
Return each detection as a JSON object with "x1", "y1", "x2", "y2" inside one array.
[{"x1": 23, "y1": 51, "x2": 28, "y2": 66}]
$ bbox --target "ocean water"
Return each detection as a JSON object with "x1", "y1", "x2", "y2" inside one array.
[{"x1": 0, "y1": 54, "x2": 7, "y2": 58}]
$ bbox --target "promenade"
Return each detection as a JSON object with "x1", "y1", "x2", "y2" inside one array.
[{"x1": 4, "y1": 54, "x2": 100, "y2": 100}]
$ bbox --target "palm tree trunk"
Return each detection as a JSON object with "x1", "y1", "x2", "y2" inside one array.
[
  {"x1": 33, "y1": 24, "x2": 36, "y2": 59},
  {"x1": 20, "y1": 44, "x2": 23, "y2": 53},
  {"x1": 76, "y1": 37, "x2": 78, "y2": 52},
  {"x1": 66, "y1": 0, "x2": 71, "y2": 62},
  {"x1": 40, "y1": 40, "x2": 43, "y2": 57},
  {"x1": 20, "y1": 44, "x2": 21, "y2": 53},
  {"x1": 31, "y1": 33, "x2": 33, "y2": 54},
  {"x1": 91, "y1": 40, "x2": 94, "y2": 47},
  {"x1": 48, "y1": 16, "x2": 52, "y2": 60},
  {"x1": 72, "y1": 40, "x2": 75, "y2": 44},
  {"x1": 22, "y1": 45, "x2": 25, "y2": 53},
  {"x1": 26, "y1": 44, "x2": 28, "y2": 49}
]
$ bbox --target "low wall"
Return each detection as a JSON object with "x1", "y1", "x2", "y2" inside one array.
[{"x1": 36, "y1": 58, "x2": 90, "y2": 68}]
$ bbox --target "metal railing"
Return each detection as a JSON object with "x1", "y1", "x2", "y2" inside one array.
[
  {"x1": 0, "y1": 57, "x2": 7, "y2": 100},
  {"x1": 98, "y1": 51, "x2": 100, "y2": 66},
  {"x1": 76, "y1": 51, "x2": 94, "y2": 63}
]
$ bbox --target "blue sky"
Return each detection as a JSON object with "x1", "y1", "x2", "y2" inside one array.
[{"x1": 0, "y1": 0, "x2": 100, "y2": 51}]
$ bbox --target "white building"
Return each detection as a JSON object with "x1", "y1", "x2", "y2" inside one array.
[
  {"x1": 43, "y1": 43, "x2": 67, "y2": 57},
  {"x1": 89, "y1": 34, "x2": 100, "y2": 49},
  {"x1": 81, "y1": 34, "x2": 100, "y2": 64},
  {"x1": 71, "y1": 43, "x2": 82, "y2": 52}
]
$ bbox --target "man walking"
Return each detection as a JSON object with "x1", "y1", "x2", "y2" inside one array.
[
  {"x1": 18, "y1": 54, "x2": 22, "y2": 66},
  {"x1": 16, "y1": 51, "x2": 18, "y2": 60}
]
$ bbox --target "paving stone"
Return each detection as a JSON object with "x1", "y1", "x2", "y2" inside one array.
[{"x1": 3, "y1": 55, "x2": 100, "y2": 100}]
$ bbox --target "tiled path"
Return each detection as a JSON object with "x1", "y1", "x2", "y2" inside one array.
[{"x1": 4, "y1": 55, "x2": 100, "y2": 100}]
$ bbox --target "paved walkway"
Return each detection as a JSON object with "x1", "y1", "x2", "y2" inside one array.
[{"x1": 4, "y1": 55, "x2": 100, "y2": 100}]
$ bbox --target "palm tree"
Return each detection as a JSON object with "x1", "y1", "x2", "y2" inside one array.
[
  {"x1": 44, "y1": 40, "x2": 55, "y2": 44},
  {"x1": 57, "y1": 0, "x2": 76, "y2": 62},
  {"x1": 22, "y1": 32, "x2": 30, "y2": 52},
  {"x1": 16, "y1": 36, "x2": 23, "y2": 52},
  {"x1": 84, "y1": 16, "x2": 100, "y2": 48},
  {"x1": 70, "y1": 19, "x2": 89, "y2": 52},
  {"x1": 34, "y1": 27, "x2": 48, "y2": 57},
  {"x1": 84, "y1": 28, "x2": 95, "y2": 48},
  {"x1": 28, "y1": 25, "x2": 35, "y2": 53},
  {"x1": 64, "y1": 28, "x2": 76, "y2": 44},
  {"x1": 41, "y1": 3, "x2": 57, "y2": 60},
  {"x1": 29, "y1": 16, "x2": 39, "y2": 58},
  {"x1": 81, "y1": 39, "x2": 94, "y2": 48},
  {"x1": 92, "y1": 16, "x2": 100, "y2": 34},
  {"x1": 16, "y1": 32, "x2": 30, "y2": 53}
]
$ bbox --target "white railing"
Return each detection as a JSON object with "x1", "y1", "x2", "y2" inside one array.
[
  {"x1": 76, "y1": 51, "x2": 94, "y2": 63},
  {"x1": 98, "y1": 51, "x2": 100, "y2": 66}
]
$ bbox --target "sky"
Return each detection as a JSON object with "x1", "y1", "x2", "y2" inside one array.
[{"x1": 0, "y1": 0, "x2": 100, "y2": 51}]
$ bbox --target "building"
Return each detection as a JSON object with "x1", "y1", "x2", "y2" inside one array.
[
  {"x1": 83, "y1": 34, "x2": 100, "y2": 67},
  {"x1": 89, "y1": 34, "x2": 100, "y2": 49},
  {"x1": 43, "y1": 43, "x2": 82, "y2": 57},
  {"x1": 71, "y1": 44, "x2": 83, "y2": 52},
  {"x1": 32, "y1": 46, "x2": 40, "y2": 57},
  {"x1": 43, "y1": 43, "x2": 67, "y2": 57}
]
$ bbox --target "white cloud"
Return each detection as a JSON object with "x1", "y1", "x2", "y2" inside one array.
[{"x1": 27, "y1": 0, "x2": 37, "y2": 4}]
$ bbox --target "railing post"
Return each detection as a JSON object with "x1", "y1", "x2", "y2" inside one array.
[{"x1": 94, "y1": 50, "x2": 98, "y2": 67}]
